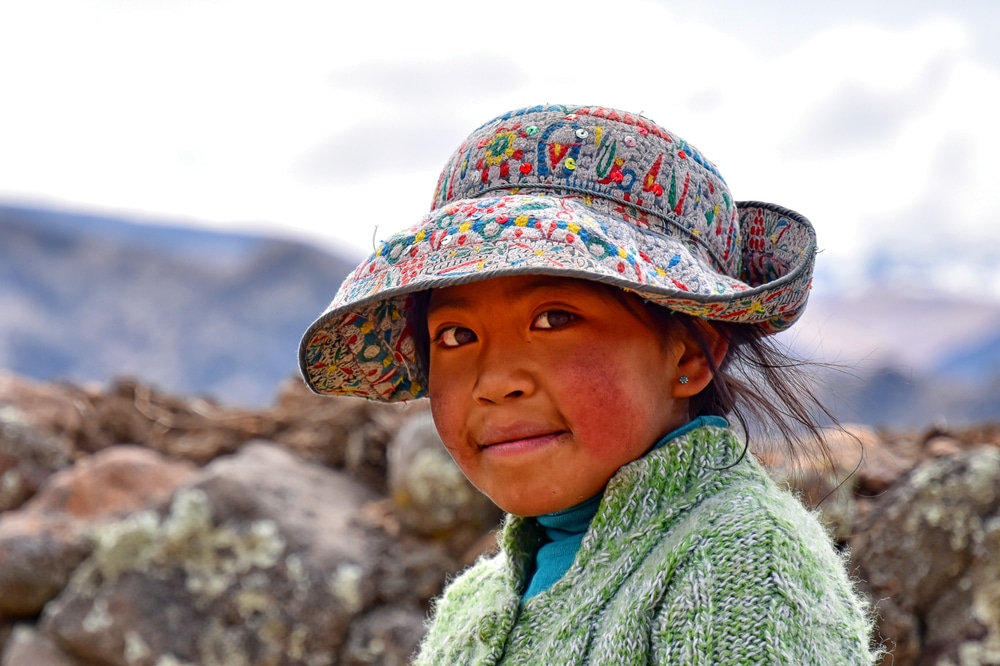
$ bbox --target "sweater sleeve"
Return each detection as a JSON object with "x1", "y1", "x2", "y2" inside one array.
[
  {"x1": 650, "y1": 485, "x2": 878, "y2": 665},
  {"x1": 412, "y1": 553, "x2": 522, "y2": 666}
]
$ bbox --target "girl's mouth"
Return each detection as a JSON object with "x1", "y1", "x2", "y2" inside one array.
[{"x1": 478, "y1": 429, "x2": 568, "y2": 456}]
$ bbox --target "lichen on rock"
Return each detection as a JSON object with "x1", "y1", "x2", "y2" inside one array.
[
  {"x1": 41, "y1": 442, "x2": 383, "y2": 666},
  {"x1": 852, "y1": 446, "x2": 1000, "y2": 665}
]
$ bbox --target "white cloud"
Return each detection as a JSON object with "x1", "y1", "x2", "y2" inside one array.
[{"x1": 1, "y1": 0, "x2": 998, "y2": 279}]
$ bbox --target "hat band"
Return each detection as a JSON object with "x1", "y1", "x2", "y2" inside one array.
[{"x1": 478, "y1": 182, "x2": 731, "y2": 274}]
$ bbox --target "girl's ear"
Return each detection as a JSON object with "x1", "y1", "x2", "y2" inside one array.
[{"x1": 671, "y1": 322, "x2": 729, "y2": 398}]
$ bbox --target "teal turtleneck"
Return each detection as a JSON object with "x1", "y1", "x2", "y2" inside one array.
[{"x1": 522, "y1": 415, "x2": 729, "y2": 599}]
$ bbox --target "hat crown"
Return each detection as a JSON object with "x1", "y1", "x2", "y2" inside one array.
[
  {"x1": 431, "y1": 105, "x2": 741, "y2": 278},
  {"x1": 299, "y1": 103, "x2": 818, "y2": 401}
]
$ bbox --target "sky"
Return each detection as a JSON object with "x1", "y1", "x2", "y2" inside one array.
[{"x1": 2, "y1": 0, "x2": 999, "y2": 297}]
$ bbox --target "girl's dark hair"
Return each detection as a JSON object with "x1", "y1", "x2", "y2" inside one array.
[
  {"x1": 410, "y1": 290, "x2": 433, "y2": 375},
  {"x1": 667, "y1": 312, "x2": 840, "y2": 469},
  {"x1": 611, "y1": 287, "x2": 842, "y2": 470}
]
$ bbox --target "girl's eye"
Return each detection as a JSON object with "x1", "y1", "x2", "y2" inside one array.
[
  {"x1": 437, "y1": 326, "x2": 477, "y2": 348},
  {"x1": 533, "y1": 310, "x2": 575, "y2": 329}
]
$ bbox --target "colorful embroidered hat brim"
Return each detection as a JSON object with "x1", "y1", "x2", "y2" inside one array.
[{"x1": 299, "y1": 105, "x2": 817, "y2": 402}]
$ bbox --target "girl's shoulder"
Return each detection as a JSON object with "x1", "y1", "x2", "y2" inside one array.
[
  {"x1": 642, "y1": 461, "x2": 878, "y2": 663},
  {"x1": 670, "y1": 449, "x2": 848, "y2": 573},
  {"x1": 661, "y1": 440, "x2": 846, "y2": 580},
  {"x1": 438, "y1": 547, "x2": 511, "y2": 602},
  {"x1": 414, "y1": 549, "x2": 521, "y2": 665}
]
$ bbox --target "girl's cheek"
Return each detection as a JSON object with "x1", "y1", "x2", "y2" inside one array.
[
  {"x1": 554, "y1": 344, "x2": 637, "y2": 402},
  {"x1": 554, "y1": 340, "x2": 672, "y2": 464},
  {"x1": 556, "y1": 354, "x2": 646, "y2": 439},
  {"x1": 428, "y1": 391, "x2": 464, "y2": 452}
]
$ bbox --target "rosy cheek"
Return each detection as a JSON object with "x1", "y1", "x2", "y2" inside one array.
[{"x1": 552, "y1": 348, "x2": 649, "y2": 462}]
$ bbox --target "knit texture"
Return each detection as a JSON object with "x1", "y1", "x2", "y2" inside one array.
[
  {"x1": 525, "y1": 492, "x2": 599, "y2": 599},
  {"x1": 526, "y1": 415, "x2": 728, "y2": 599},
  {"x1": 413, "y1": 425, "x2": 877, "y2": 665}
]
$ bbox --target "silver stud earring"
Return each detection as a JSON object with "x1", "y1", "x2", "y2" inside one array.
[{"x1": 679, "y1": 375, "x2": 689, "y2": 385}]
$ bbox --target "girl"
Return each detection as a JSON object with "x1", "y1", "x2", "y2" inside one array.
[{"x1": 299, "y1": 105, "x2": 878, "y2": 664}]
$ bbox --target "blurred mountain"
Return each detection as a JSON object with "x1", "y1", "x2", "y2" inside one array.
[
  {"x1": 936, "y1": 329, "x2": 1000, "y2": 382},
  {"x1": 783, "y1": 289, "x2": 1000, "y2": 427},
  {"x1": 0, "y1": 203, "x2": 355, "y2": 406},
  {"x1": 1, "y1": 201, "x2": 999, "y2": 426}
]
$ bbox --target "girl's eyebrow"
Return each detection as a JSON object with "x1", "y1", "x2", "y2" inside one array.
[
  {"x1": 426, "y1": 294, "x2": 470, "y2": 316},
  {"x1": 426, "y1": 277, "x2": 581, "y2": 316}
]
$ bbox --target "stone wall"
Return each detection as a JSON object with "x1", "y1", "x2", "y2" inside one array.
[{"x1": 0, "y1": 371, "x2": 997, "y2": 665}]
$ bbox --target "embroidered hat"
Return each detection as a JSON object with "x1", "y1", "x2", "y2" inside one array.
[{"x1": 300, "y1": 104, "x2": 817, "y2": 401}]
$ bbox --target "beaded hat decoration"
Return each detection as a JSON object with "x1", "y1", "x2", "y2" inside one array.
[{"x1": 299, "y1": 104, "x2": 817, "y2": 401}]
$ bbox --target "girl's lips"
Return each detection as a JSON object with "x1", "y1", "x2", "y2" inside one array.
[{"x1": 478, "y1": 430, "x2": 568, "y2": 456}]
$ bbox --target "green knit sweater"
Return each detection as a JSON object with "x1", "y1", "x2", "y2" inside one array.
[{"x1": 413, "y1": 424, "x2": 877, "y2": 665}]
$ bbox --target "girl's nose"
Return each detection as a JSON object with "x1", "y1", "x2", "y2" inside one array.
[{"x1": 472, "y1": 342, "x2": 534, "y2": 404}]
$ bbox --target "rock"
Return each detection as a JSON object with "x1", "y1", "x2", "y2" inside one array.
[
  {"x1": 851, "y1": 446, "x2": 1000, "y2": 665},
  {"x1": 352, "y1": 499, "x2": 468, "y2": 608},
  {"x1": 342, "y1": 605, "x2": 426, "y2": 666},
  {"x1": 370, "y1": 539, "x2": 457, "y2": 608},
  {"x1": 848, "y1": 426, "x2": 922, "y2": 495},
  {"x1": 5, "y1": 368, "x2": 998, "y2": 666},
  {"x1": 1, "y1": 625, "x2": 78, "y2": 666},
  {"x1": 0, "y1": 372, "x2": 97, "y2": 453},
  {"x1": 0, "y1": 621, "x2": 13, "y2": 659},
  {"x1": 25, "y1": 445, "x2": 199, "y2": 519},
  {"x1": 0, "y1": 405, "x2": 74, "y2": 512},
  {"x1": 764, "y1": 426, "x2": 863, "y2": 542},
  {"x1": 88, "y1": 377, "x2": 273, "y2": 463},
  {"x1": 0, "y1": 446, "x2": 197, "y2": 617},
  {"x1": 921, "y1": 422, "x2": 1000, "y2": 451},
  {"x1": 81, "y1": 378, "x2": 159, "y2": 452},
  {"x1": 0, "y1": 513, "x2": 89, "y2": 618},
  {"x1": 42, "y1": 442, "x2": 383, "y2": 666},
  {"x1": 387, "y1": 411, "x2": 501, "y2": 550},
  {"x1": 268, "y1": 379, "x2": 418, "y2": 493},
  {"x1": 459, "y1": 529, "x2": 500, "y2": 567},
  {"x1": 924, "y1": 435, "x2": 963, "y2": 459}
]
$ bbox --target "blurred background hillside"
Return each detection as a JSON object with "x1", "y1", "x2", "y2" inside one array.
[
  {"x1": 2, "y1": 0, "x2": 999, "y2": 427},
  {"x1": 3, "y1": 202, "x2": 1000, "y2": 428}
]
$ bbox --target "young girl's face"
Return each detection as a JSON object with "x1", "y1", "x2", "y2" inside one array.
[{"x1": 425, "y1": 275, "x2": 695, "y2": 516}]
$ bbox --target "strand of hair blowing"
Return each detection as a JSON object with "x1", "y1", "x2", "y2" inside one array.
[{"x1": 673, "y1": 314, "x2": 846, "y2": 476}]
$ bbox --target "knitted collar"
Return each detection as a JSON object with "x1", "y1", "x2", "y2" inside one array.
[
  {"x1": 501, "y1": 420, "x2": 746, "y2": 598},
  {"x1": 523, "y1": 416, "x2": 728, "y2": 598}
]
